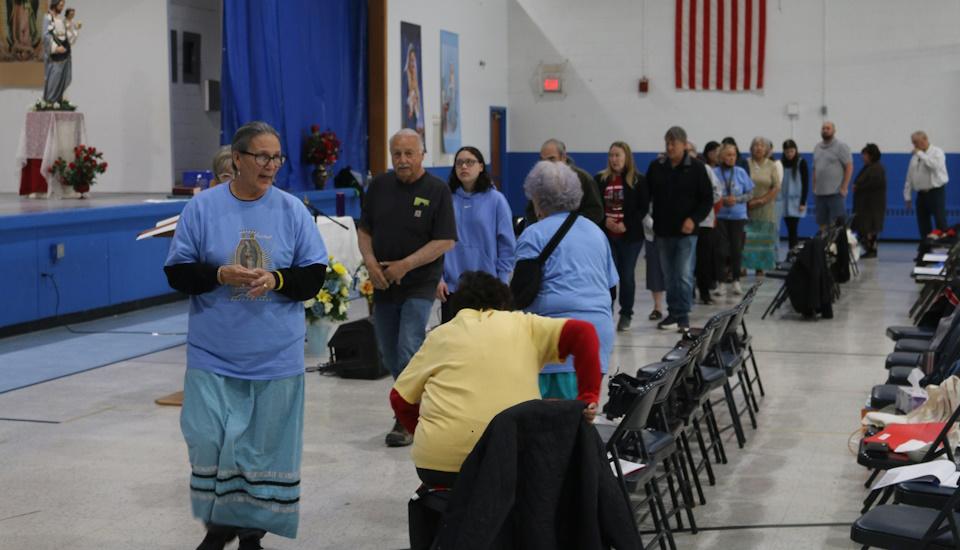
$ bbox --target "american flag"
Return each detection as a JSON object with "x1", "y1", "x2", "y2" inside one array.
[{"x1": 675, "y1": 0, "x2": 768, "y2": 91}]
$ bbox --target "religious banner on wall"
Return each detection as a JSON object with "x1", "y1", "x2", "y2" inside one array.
[
  {"x1": 675, "y1": 0, "x2": 767, "y2": 91},
  {"x1": 400, "y1": 21, "x2": 425, "y2": 144},
  {"x1": 0, "y1": 0, "x2": 48, "y2": 87},
  {"x1": 439, "y1": 30, "x2": 459, "y2": 153}
]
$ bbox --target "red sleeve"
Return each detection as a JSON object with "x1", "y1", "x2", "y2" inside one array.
[
  {"x1": 390, "y1": 388, "x2": 420, "y2": 434},
  {"x1": 557, "y1": 319, "x2": 602, "y2": 405}
]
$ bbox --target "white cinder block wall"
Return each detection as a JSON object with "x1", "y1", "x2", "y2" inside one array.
[
  {"x1": 0, "y1": 0, "x2": 173, "y2": 193},
  {"x1": 168, "y1": 0, "x2": 222, "y2": 184},
  {"x1": 386, "y1": 0, "x2": 511, "y2": 168},
  {"x1": 3, "y1": 1, "x2": 957, "y2": 193},
  {"x1": 507, "y1": 0, "x2": 960, "y2": 154}
]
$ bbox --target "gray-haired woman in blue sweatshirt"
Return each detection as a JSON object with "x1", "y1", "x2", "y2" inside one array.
[{"x1": 437, "y1": 146, "x2": 517, "y2": 322}]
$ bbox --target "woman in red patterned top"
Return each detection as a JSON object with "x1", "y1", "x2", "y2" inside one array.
[{"x1": 594, "y1": 141, "x2": 649, "y2": 332}]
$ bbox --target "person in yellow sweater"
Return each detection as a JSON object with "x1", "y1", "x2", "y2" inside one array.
[{"x1": 389, "y1": 271, "x2": 602, "y2": 487}]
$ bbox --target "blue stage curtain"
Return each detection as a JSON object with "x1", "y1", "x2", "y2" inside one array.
[{"x1": 221, "y1": 1, "x2": 367, "y2": 191}]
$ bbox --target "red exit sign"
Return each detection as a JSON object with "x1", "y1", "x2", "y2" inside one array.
[{"x1": 542, "y1": 77, "x2": 561, "y2": 93}]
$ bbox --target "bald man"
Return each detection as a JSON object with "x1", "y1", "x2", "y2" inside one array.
[{"x1": 812, "y1": 121, "x2": 853, "y2": 231}]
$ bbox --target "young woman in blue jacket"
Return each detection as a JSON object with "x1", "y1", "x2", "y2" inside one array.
[{"x1": 438, "y1": 146, "x2": 516, "y2": 322}]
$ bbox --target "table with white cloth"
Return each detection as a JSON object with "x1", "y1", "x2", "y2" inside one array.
[
  {"x1": 15, "y1": 111, "x2": 87, "y2": 198},
  {"x1": 316, "y1": 215, "x2": 362, "y2": 273}
]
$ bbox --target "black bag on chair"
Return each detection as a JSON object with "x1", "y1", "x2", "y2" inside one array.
[
  {"x1": 510, "y1": 213, "x2": 578, "y2": 310},
  {"x1": 601, "y1": 372, "x2": 644, "y2": 420}
]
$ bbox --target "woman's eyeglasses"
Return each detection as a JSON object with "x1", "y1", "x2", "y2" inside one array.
[
  {"x1": 455, "y1": 159, "x2": 479, "y2": 168},
  {"x1": 240, "y1": 151, "x2": 287, "y2": 168}
]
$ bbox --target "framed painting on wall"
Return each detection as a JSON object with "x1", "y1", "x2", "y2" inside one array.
[
  {"x1": 440, "y1": 30, "x2": 459, "y2": 153},
  {"x1": 400, "y1": 21, "x2": 425, "y2": 145},
  {"x1": 0, "y1": 0, "x2": 48, "y2": 87}
]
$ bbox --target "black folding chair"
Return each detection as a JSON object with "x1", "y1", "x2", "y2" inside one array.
[
  {"x1": 603, "y1": 376, "x2": 675, "y2": 550},
  {"x1": 911, "y1": 242, "x2": 960, "y2": 324},
  {"x1": 706, "y1": 306, "x2": 759, "y2": 444},
  {"x1": 859, "y1": 403, "x2": 960, "y2": 513},
  {"x1": 852, "y1": 482, "x2": 960, "y2": 549}
]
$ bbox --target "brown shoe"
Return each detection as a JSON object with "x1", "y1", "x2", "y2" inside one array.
[{"x1": 385, "y1": 420, "x2": 413, "y2": 447}]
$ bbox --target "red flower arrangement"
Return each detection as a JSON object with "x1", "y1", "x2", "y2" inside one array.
[
  {"x1": 305, "y1": 126, "x2": 340, "y2": 166},
  {"x1": 49, "y1": 144, "x2": 108, "y2": 197},
  {"x1": 304, "y1": 126, "x2": 341, "y2": 189}
]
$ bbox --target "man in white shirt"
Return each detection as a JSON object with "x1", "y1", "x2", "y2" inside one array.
[{"x1": 904, "y1": 131, "x2": 950, "y2": 238}]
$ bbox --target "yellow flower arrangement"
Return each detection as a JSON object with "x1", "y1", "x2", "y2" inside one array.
[{"x1": 305, "y1": 258, "x2": 354, "y2": 322}]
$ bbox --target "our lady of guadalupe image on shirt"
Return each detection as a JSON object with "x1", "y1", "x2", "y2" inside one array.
[{"x1": 231, "y1": 231, "x2": 273, "y2": 301}]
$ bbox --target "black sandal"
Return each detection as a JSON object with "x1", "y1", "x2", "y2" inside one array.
[{"x1": 648, "y1": 310, "x2": 663, "y2": 321}]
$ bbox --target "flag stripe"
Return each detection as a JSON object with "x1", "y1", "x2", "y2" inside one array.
[
  {"x1": 757, "y1": 0, "x2": 766, "y2": 88},
  {"x1": 730, "y1": 0, "x2": 738, "y2": 90},
  {"x1": 716, "y1": 0, "x2": 725, "y2": 90},
  {"x1": 675, "y1": 0, "x2": 683, "y2": 88},
  {"x1": 743, "y1": 0, "x2": 752, "y2": 89},
  {"x1": 688, "y1": 0, "x2": 697, "y2": 89},
  {"x1": 702, "y1": 0, "x2": 711, "y2": 89}
]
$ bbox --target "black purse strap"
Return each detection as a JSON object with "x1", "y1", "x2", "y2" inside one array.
[{"x1": 536, "y1": 213, "x2": 578, "y2": 264}]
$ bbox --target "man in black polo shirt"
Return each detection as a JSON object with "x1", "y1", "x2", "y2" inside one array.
[
  {"x1": 647, "y1": 126, "x2": 714, "y2": 332},
  {"x1": 358, "y1": 129, "x2": 457, "y2": 447}
]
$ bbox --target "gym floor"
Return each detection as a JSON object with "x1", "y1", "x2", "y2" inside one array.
[{"x1": 0, "y1": 243, "x2": 917, "y2": 549}]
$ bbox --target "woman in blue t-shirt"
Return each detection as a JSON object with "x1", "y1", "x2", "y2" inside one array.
[
  {"x1": 164, "y1": 121, "x2": 328, "y2": 550},
  {"x1": 714, "y1": 143, "x2": 755, "y2": 297},
  {"x1": 517, "y1": 160, "x2": 618, "y2": 400},
  {"x1": 437, "y1": 146, "x2": 516, "y2": 322}
]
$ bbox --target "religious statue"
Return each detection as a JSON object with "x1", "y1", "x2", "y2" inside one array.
[{"x1": 40, "y1": 0, "x2": 80, "y2": 109}]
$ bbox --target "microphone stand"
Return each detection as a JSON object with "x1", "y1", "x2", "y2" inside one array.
[{"x1": 303, "y1": 196, "x2": 349, "y2": 230}]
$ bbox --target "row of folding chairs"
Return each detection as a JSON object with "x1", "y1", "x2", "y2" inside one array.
[
  {"x1": 910, "y1": 239, "x2": 960, "y2": 324},
  {"x1": 599, "y1": 283, "x2": 765, "y2": 549},
  {"x1": 851, "y1": 269, "x2": 960, "y2": 548},
  {"x1": 852, "y1": 402, "x2": 960, "y2": 549}
]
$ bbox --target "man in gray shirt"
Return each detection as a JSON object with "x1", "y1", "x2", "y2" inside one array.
[{"x1": 812, "y1": 121, "x2": 853, "y2": 230}]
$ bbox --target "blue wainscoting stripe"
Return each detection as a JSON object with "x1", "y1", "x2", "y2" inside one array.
[
  {"x1": 3, "y1": 189, "x2": 362, "y2": 330},
  {"x1": 503, "y1": 151, "x2": 960, "y2": 241},
  {"x1": 426, "y1": 166, "x2": 454, "y2": 181}
]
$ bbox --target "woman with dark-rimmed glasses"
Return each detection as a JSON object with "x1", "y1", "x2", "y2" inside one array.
[
  {"x1": 437, "y1": 146, "x2": 516, "y2": 323},
  {"x1": 164, "y1": 121, "x2": 328, "y2": 550}
]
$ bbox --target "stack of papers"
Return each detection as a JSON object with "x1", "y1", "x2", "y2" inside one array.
[
  {"x1": 872, "y1": 459, "x2": 960, "y2": 490},
  {"x1": 137, "y1": 215, "x2": 179, "y2": 240}
]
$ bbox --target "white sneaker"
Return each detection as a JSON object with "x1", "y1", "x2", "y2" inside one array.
[
  {"x1": 731, "y1": 281, "x2": 743, "y2": 296},
  {"x1": 711, "y1": 286, "x2": 725, "y2": 298}
]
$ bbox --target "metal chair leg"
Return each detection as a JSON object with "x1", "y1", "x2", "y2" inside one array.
[
  {"x1": 680, "y1": 430, "x2": 707, "y2": 505},
  {"x1": 741, "y1": 363, "x2": 761, "y2": 415},
  {"x1": 748, "y1": 345, "x2": 765, "y2": 397},
  {"x1": 737, "y1": 370, "x2": 758, "y2": 430},
  {"x1": 703, "y1": 400, "x2": 727, "y2": 464},
  {"x1": 691, "y1": 416, "x2": 716, "y2": 485},
  {"x1": 722, "y1": 381, "x2": 746, "y2": 448}
]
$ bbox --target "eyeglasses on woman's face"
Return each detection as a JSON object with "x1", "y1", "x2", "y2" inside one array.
[
  {"x1": 240, "y1": 151, "x2": 287, "y2": 168},
  {"x1": 455, "y1": 158, "x2": 479, "y2": 168}
]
